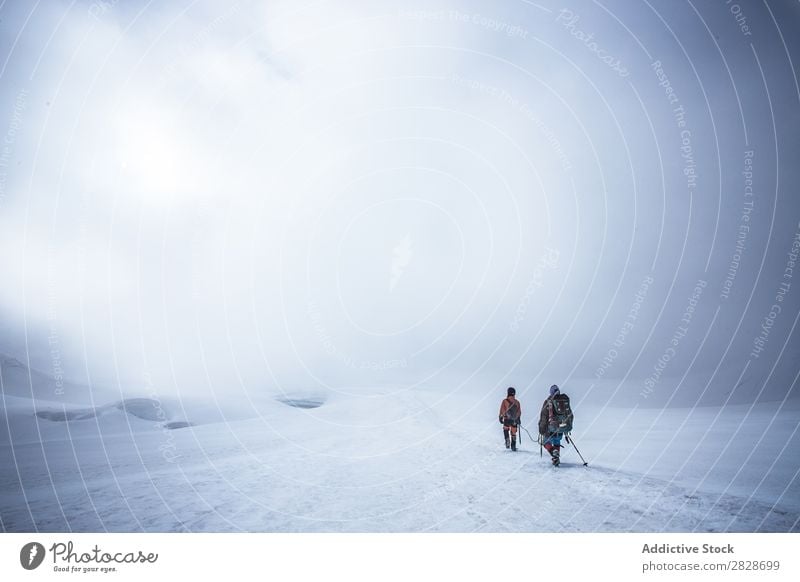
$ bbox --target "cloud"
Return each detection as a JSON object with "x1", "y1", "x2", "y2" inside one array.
[{"x1": 0, "y1": 0, "x2": 797, "y2": 406}]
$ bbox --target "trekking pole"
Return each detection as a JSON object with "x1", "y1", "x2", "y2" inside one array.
[{"x1": 565, "y1": 434, "x2": 588, "y2": 466}]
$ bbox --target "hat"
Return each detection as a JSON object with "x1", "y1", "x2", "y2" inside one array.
[
  {"x1": 549, "y1": 384, "x2": 560, "y2": 396},
  {"x1": 507, "y1": 386, "x2": 516, "y2": 396}
]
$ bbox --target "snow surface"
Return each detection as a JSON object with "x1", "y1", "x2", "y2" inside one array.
[{"x1": 1, "y1": 380, "x2": 798, "y2": 533}]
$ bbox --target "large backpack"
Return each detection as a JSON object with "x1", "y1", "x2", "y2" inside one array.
[{"x1": 548, "y1": 394, "x2": 572, "y2": 433}]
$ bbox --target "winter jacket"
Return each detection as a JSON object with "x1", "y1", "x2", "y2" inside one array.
[
  {"x1": 538, "y1": 398, "x2": 550, "y2": 435},
  {"x1": 499, "y1": 397, "x2": 522, "y2": 425}
]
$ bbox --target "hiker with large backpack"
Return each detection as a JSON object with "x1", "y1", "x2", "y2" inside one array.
[
  {"x1": 538, "y1": 384, "x2": 574, "y2": 466},
  {"x1": 498, "y1": 387, "x2": 522, "y2": 452}
]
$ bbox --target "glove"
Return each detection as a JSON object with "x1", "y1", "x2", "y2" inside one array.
[
  {"x1": 499, "y1": 415, "x2": 504, "y2": 424},
  {"x1": 517, "y1": 418, "x2": 522, "y2": 426}
]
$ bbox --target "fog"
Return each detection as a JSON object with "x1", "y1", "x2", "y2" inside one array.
[{"x1": 0, "y1": 0, "x2": 798, "y2": 408}]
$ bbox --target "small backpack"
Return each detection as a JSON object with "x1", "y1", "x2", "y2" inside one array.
[
  {"x1": 504, "y1": 398, "x2": 520, "y2": 422},
  {"x1": 548, "y1": 394, "x2": 572, "y2": 433}
]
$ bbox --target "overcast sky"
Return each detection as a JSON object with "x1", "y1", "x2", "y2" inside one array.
[{"x1": 0, "y1": 0, "x2": 798, "y2": 407}]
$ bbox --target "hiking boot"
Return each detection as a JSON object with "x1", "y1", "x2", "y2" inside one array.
[
  {"x1": 503, "y1": 429, "x2": 510, "y2": 449},
  {"x1": 511, "y1": 436, "x2": 517, "y2": 451},
  {"x1": 550, "y1": 446, "x2": 560, "y2": 465},
  {"x1": 505, "y1": 437, "x2": 510, "y2": 449}
]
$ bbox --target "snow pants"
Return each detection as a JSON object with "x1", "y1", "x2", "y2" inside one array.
[{"x1": 543, "y1": 432, "x2": 563, "y2": 452}]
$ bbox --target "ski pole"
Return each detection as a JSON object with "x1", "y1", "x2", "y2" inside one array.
[{"x1": 566, "y1": 434, "x2": 588, "y2": 466}]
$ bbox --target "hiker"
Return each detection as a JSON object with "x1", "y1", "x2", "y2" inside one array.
[
  {"x1": 498, "y1": 387, "x2": 522, "y2": 451},
  {"x1": 538, "y1": 384, "x2": 574, "y2": 466}
]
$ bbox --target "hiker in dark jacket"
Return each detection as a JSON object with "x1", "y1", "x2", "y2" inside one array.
[
  {"x1": 498, "y1": 387, "x2": 522, "y2": 451},
  {"x1": 538, "y1": 384, "x2": 573, "y2": 466}
]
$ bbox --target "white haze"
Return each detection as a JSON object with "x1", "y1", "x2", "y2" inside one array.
[{"x1": 0, "y1": 0, "x2": 798, "y2": 409}]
